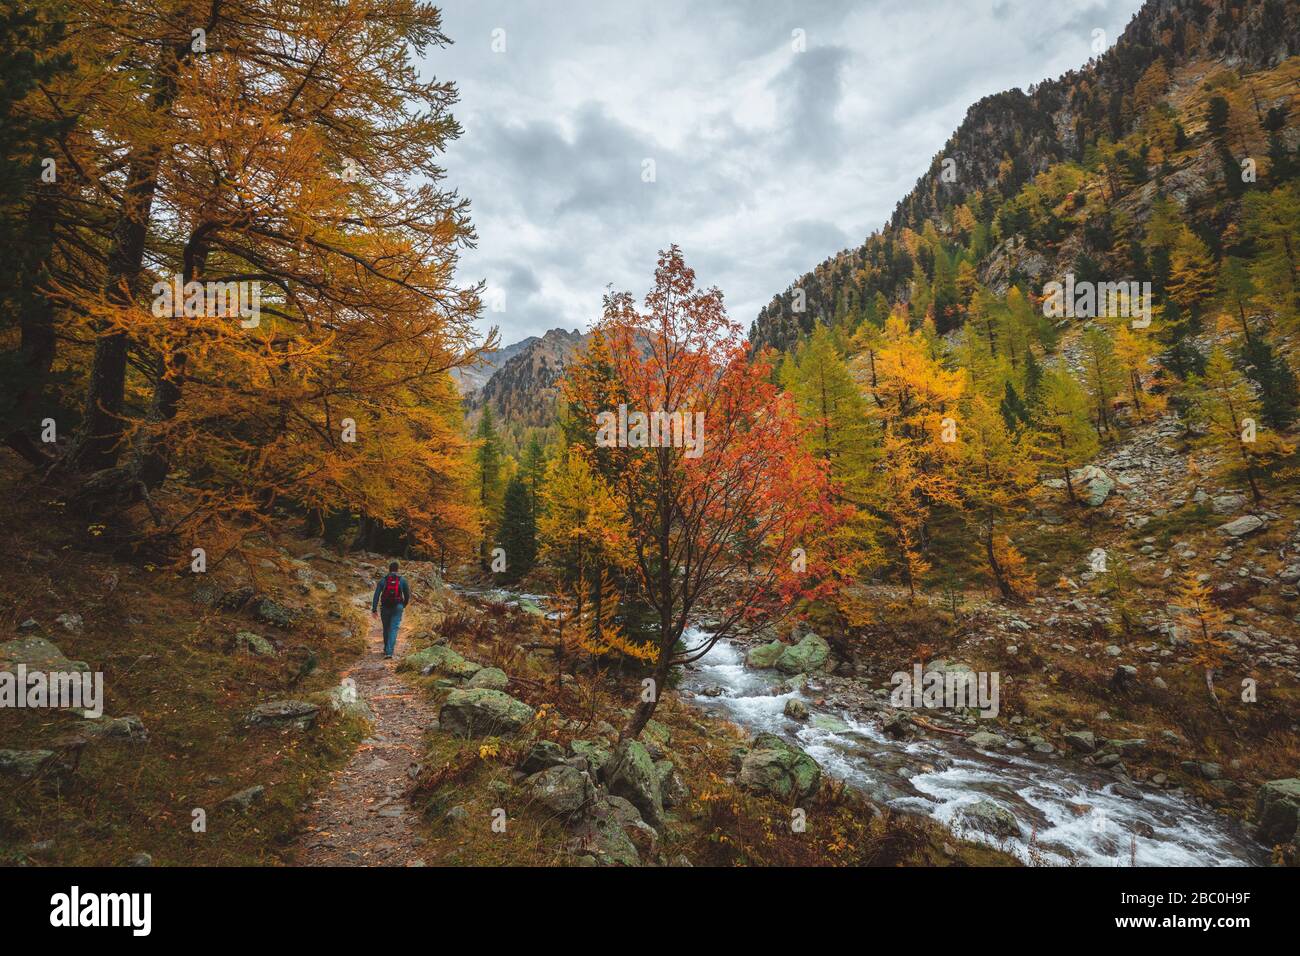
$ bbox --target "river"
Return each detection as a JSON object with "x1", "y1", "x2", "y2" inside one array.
[
  {"x1": 455, "y1": 585, "x2": 1266, "y2": 866},
  {"x1": 677, "y1": 628, "x2": 1266, "y2": 866}
]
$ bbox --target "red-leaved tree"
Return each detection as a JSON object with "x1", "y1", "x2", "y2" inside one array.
[{"x1": 564, "y1": 245, "x2": 838, "y2": 740}]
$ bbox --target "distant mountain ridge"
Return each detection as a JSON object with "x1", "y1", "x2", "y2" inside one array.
[
  {"x1": 451, "y1": 335, "x2": 540, "y2": 395},
  {"x1": 750, "y1": 0, "x2": 1299, "y2": 352},
  {"x1": 465, "y1": 327, "x2": 590, "y2": 429}
]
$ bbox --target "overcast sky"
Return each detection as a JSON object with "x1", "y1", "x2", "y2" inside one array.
[{"x1": 423, "y1": 0, "x2": 1145, "y2": 347}]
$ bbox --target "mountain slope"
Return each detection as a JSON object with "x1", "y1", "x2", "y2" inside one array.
[
  {"x1": 466, "y1": 327, "x2": 589, "y2": 429},
  {"x1": 750, "y1": 0, "x2": 1300, "y2": 351}
]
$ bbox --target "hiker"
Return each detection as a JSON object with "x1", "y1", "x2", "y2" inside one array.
[{"x1": 371, "y1": 562, "x2": 412, "y2": 659}]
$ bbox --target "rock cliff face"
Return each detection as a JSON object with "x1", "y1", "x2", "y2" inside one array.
[
  {"x1": 466, "y1": 327, "x2": 589, "y2": 428},
  {"x1": 749, "y1": 0, "x2": 1300, "y2": 353}
]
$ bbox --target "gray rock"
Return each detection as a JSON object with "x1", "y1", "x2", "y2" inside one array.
[
  {"x1": 525, "y1": 764, "x2": 595, "y2": 816},
  {"x1": 1069, "y1": 465, "x2": 1115, "y2": 507},
  {"x1": 0, "y1": 635, "x2": 89, "y2": 673},
  {"x1": 1109, "y1": 664, "x2": 1138, "y2": 691},
  {"x1": 0, "y1": 749, "x2": 65, "y2": 782},
  {"x1": 464, "y1": 666, "x2": 509, "y2": 690},
  {"x1": 959, "y1": 800, "x2": 1020, "y2": 840},
  {"x1": 1063, "y1": 730, "x2": 1097, "y2": 753},
  {"x1": 570, "y1": 739, "x2": 613, "y2": 775},
  {"x1": 401, "y1": 644, "x2": 481, "y2": 679},
  {"x1": 656, "y1": 760, "x2": 689, "y2": 809},
  {"x1": 1253, "y1": 778, "x2": 1300, "y2": 845},
  {"x1": 252, "y1": 596, "x2": 294, "y2": 628},
  {"x1": 233, "y1": 631, "x2": 277, "y2": 657},
  {"x1": 316, "y1": 683, "x2": 373, "y2": 722},
  {"x1": 438, "y1": 688, "x2": 533, "y2": 738},
  {"x1": 966, "y1": 730, "x2": 1006, "y2": 751},
  {"x1": 605, "y1": 740, "x2": 664, "y2": 829},
  {"x1": 745, "y1": 640, "x2": 786, "y2": 669},
  {"x1": 518, "y1": 740, "x2": 567, "y2": 775},
  {"x1": 1218, "y1": 515, "x2": 1265, "y2": 537},
  {"x1": 783, "y1": 698, "x2": 809, "y2": 720},
  {"x1": 738, "y1": 732, "x2": 821, "y2": 801},
  {"x1": 882, "y1": 711, "x2": 914, "y2": 739},
  {"x1": 564, "y1": 799, "x2": 642, "y2": 867},
  {"x1": 1211, "y1": 494, "x2": 1246, "y2": 515},
  {"x1": 775, "y1": 633, "x2": 830, "y2": 675},
  {"x1": 243, "y1": 699, "x2": 319, "y2": 730}
]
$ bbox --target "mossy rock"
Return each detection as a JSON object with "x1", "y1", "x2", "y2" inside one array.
[
  {"x1": 746, "y1": 640, "x2": 786, "y2": 669},
  {"x1": 774, "y1": 633, "x2": 829, "y2": 675},
  {"x1": 438, "y1": 688, "x2": 533, "y2": 738},
  {"x1": 400, "y1": 644, "x2": 481, "y2": 679},
  {"x1": 464, "y1": 666, "x2": 509, "y2": 690},
  {"x1": 738, "y1": 732, "x2": 821, "y2": 801}
]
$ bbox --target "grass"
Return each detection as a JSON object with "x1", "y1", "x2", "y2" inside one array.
[{"x1": 0, "y1": 462, "x2": 369, "y2": 866}]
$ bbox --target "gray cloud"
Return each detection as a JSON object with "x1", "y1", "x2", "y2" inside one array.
[{"x1": 428, "y1": 0, "x2": 1144, "y2": 344}]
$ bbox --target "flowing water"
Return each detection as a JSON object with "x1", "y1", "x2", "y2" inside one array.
[
  {"x1": 677, "y1": 628, "x2": 1267, "y2": 867},
  {"x1": 455, "y1": 584, "x2": 1265, "y2": 866}
]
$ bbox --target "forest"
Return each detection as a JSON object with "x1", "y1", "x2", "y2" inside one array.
[{"x1": 1, "y1": 0, "x2": 1298, "y2": 877}]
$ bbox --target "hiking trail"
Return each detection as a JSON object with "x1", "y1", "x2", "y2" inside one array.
[{"x1": 291, "y1": 603, "x2": 437, "y2": 867}]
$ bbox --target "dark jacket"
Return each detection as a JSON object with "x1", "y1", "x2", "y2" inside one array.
[{"x1": 372, "y1": 574, "x2": 411, "y2": 613}]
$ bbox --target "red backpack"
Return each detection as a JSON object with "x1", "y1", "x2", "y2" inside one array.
[{"x1": 380, "y1": 573, "x2": 403, "y2": 608}]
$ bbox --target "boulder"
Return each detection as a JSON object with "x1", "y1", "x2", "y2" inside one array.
[
  {"x1": 0, "y1": 635, "x2": 89, "y2": 674},
  {"x1": 959, "y1": 800, "x2": 1020, "y2": 840},
  {"x1": 1211, "y1": 494, "x2": 1246, "y2": 515},
  {"x1": 775, "y1": 633, "x2": 830, "y2": 675},
  {"x1": 80, "y1": 715, "x2": 149, "y2": 743},
  {"x1": 745, "y1": 640, "x2": 786, "y2": 669},
  {"x1": 570, "y1": 739, "x2": 613, "y2": 775},
  {"x1": 1069, "y1": 465, "x2": 1115, "y2": 507},
  {"x1": 464, "y1": 666, "x2": 509, "y2": 690},
  {"x1": 243, "y1": 699, "x2": 319, "y2": 730},
  {"x1": 655, "y1": 760, "x2": 689, "y2": 809},
  {"x1": 966, "y1": 730, "x2": 1006, "y2": 751},
  {"x1": 525, "y1": 764, "x2": 595, "y2": 816},
  {"x1": 1109, "y1": 664, "x2": 1138, "y2": 691},
  {"x1": 1063, "y1": 730, "x2": 1097, "y2": 753},
  {"x1": 1218, "y1": 515, "x2": 1266, "y2": 538},
  {"x1": 252, "y1": 596, "x2": 294, "y2": 628},
  {"x1": 604, "y1": 739, "x2": 664, "y2": 829},
  {"x1": 438, "y1": 688, "x2": 532, "y2": 738},
  {"x1": 518, "y1": 740, "x2": 567, "y2": 775},
  {"x1": 400, "y1": 644, "x2": 481, "y2": 680},
  {"x1": 564, "y1": 799, "x2": 642, "y2": 867},
  {"x1": 1253, "y1": 778, "x2": 1300, "y2": 845},
  {"x1": 738, "y1": 732, "x2": 821, "y2": 801},
  {"x1": 233, "y1": 631, "x2": 277, "y2": 657},
  {"x1": 0, "y1": 749, "x2": 68, "y2": 783},
  {"x1": 1100, "y1": 738, "x2": 1148, "y2": 757},
  {"x1": 881, "y1": 711, "x2": 913, "y2": 739},
  {"x1": 316, "y1": 683, "x2": 373, "y2": 722},
  {"x1": 783, "y1": 698, "x2": 809, "y2": 721}
]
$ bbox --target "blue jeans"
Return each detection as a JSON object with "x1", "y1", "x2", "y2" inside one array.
[{"x1": 380, "y1": 604, "x2": 404, "y2": 656}]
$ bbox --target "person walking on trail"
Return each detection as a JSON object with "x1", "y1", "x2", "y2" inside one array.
[{"x1": 371, "y1": 562, "x2": 412, "y2": 659}]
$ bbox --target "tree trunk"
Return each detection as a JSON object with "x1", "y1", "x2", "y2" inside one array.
[
  {"x1": 3, "y1": 188, "x2": 58, "y2": 466},
  {"x1": 68, "y1": 43, "x2": 187, "y2": 473},
  {"x1": 619, "y1": 651, "x2": 674, "y2": 741},
  {"x1": 136, "y1": 232, "x2": 209, "y2": 489}
]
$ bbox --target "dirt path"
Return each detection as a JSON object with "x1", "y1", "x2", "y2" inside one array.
[{"x1": 290, "y1": 607, "x2": 436, "y2": 866}]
